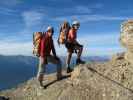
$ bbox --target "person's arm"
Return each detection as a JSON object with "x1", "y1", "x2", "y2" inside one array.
[
  {"x1": 40, "y1": 36, "x2": 46, "y2": 57},
  {"x1": 51, "y1": 39, "x2": 57, "y2": 57},
  {"x1": 57, "y1": 27, "x2": 62, "y2": 46}
]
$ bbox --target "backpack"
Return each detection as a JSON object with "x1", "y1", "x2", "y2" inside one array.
[
  {"x1": 58, "y1": 21, "x2": 71, "y2": 44},
  {"x1": 33, "y1": 32, "x2": 43, "y2": 57}
]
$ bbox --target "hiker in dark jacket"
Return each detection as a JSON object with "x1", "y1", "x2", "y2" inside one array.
[
  {"x1": 65, "y1": 21, "x2": 85, "y2": 73},
  {"x1": 37, "y1": 26, "x2": 62, "y2": 87}
]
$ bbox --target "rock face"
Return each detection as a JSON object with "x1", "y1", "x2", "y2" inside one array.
[
  {"x1": 1, "y1": 20, "x2": 133, "y2": 100},
  {"x1": 120, "y1": 20, "x2": 133, "y2": 64}
]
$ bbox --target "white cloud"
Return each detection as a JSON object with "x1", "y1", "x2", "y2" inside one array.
[
  {"x1": 54, "y1": 14, "x2": 132, "y2": 22},
  {"x1": 78, "y1": 33, "x2": 120, "y2": 46},
  {"x1": 91, "y1": 3, "x2": 103, "y2": 9},
  {"x1": 0, "y1": 34, "x2": 31, "y2": 43},
  {"x1": 78, "y1": 15, "x2": 131, "y2": 22},
  {"x1": 0, "y1": 0, "x2": 22, "y2": 6},
  {"x1": 0, "y1": 24, "x2": 9, "y2": 29},
  {"x1": 0, "y1": 35, "x2": 32, "y2": 56},
  {"x1": 48, "y1": 0, "x2": 73, "y2": 2},
  {"x1": 75, "y1": 6, "x2": 92, "y2": 14},
  {"x1": 22, "y1": 11, "x2": 45, "y2": 28},
  {"x1": 0, "y1": 7, "x2": 17, "y2": 15},
  {"x1": 120, "y1": 9, "x2": 133, "y2": 14},
  {"x1": 0, "y1": 41, "x2": 32, "y2": 56}
]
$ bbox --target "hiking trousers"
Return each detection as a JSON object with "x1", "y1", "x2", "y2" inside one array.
[
  {"x1": 37, "y1": 55, "x2": 62, "y2": 78},
  {"x1": 65, "y1": 41, "x2": 83, "y2": 53}
]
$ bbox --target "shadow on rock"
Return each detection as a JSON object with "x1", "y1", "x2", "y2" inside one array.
[
  {"x1": 0, "y1": 96, "x2": 9, "y2": 100},
  {"x1": 44, "y1": 74, "x2": 71, "y2": 89}
]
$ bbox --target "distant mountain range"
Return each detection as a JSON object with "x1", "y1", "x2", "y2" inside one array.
[{"x1": 0, "y1": 55, "x2": 109, "y2": 90}]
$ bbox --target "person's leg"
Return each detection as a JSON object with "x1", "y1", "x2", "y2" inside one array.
[
  {"x1": 65, "y1": 42, "x2": 74, "y2": 73},
  {"x1": 66, "y1": 51, "x2": 72, "y2": 67},
  {"x1": 77, "y1": 45, "x2": 83, "y2": 59},
  {"x1": 75, "y1": 43, "x2": 85, "y2": 64},
  {"x1": 37, "y1": 57, "x2": 46, "y2": 87},
  {"x1": 66, "y1": 51, "x2": 73, "y2": 73},
  {"x1": 47, "y1": 55, "x2": 62, "y2": 80}
]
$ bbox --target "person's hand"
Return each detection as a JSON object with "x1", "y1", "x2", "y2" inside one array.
[
  {"x1": 54, "y1": 56, "x2": 60, "y2": 60},
  {"x1": 40, "y1": 57, "x2": 48, "y2": 64}
]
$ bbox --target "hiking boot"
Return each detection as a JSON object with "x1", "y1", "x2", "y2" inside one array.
[
  {"x1": 57, "y1": 74, "x2": 63, "y2": 80},
  {"x1": 76, "y1": 59, "x2": 85, "y2": 65},
  {"x1": 38, "y1": 81, "x2": 48, "y2": 89},
  {"x1": 39, "y1": 81, "x2": 44, "y2": 87},
  {"x1": 67, "y1": 67, "x2": 73, "y2": 73}
]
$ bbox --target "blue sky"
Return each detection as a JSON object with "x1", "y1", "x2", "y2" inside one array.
[{"x1": 0, "y1": 0, "x2": 132, "y2": 56}]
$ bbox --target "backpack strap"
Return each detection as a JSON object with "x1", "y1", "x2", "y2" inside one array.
[
  {"x1": 33, "y1": 32, "x2": 35, "y2": 45},
  {"x1": 66, "y1": 27, "x2": 70, "y2": 41}
]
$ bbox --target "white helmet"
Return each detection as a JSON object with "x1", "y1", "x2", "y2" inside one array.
[
  {"x1": 72, "y1": 21, "x2": 80, "y2": 26},
  {"x1": 72, "y1": 21, "x2": 80, "y2": 29},
  {"x1": 46, "y1": 26, "x2": 54, "y2": 33}
]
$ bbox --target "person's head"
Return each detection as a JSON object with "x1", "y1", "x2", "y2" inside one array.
[
  {"x1": 46, "y1": 26, "x2": 54, "y2": 37},
  {"x1": 72, "y1": 21, "x2": 80, "y2": 30},
  {"x1": 120, "y1": 20, "x2": 133, "y2": 52}
]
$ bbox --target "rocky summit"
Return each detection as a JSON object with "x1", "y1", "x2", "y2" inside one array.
[{"x1": 1, "y1": 20, "x2": 133, "y2": 100}]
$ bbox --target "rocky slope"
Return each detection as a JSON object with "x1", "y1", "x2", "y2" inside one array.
[{"x1": 1, "y1": 56, "x2": 133, "y2": 100}]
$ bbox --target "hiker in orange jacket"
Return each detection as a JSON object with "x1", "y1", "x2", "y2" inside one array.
[
  {"x1": 37, "y1": 26, "x2": 62, "y2": 88},
  {"x1": 65, "y1": 21, "x2": 85, "y2": 73}
]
